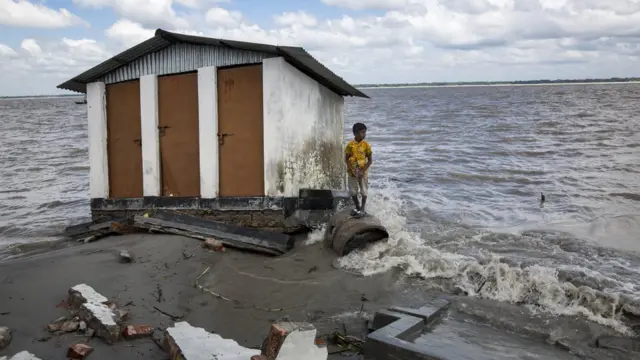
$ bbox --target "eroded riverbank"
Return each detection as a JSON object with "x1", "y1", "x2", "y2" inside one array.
[{"x1": 0, "y1": 234, "x2": 638, "y2": 359}]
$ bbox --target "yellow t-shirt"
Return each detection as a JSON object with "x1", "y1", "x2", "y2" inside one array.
[{"x1": 345, "y1": 139, "x2": 372, "y2": 176}]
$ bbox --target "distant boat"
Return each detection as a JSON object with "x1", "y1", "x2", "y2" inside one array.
[{"x1": 75, "y1": 96, "x2": 87, "y2": 105}]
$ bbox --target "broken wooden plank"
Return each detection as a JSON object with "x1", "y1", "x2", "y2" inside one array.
[
  {"x1": 133, "y1": 211, "x2": 293, "y2": 255},
  {"x1": 138, "y1": 223, "x2": 280, "y2": 256},
  {"x1": 64, "y1": 217, "x2": 128, "y2": 241}
]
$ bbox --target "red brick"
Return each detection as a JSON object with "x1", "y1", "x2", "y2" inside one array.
[
  {"x1": 123, "y1": 325, "x2": 154, "y2": 339},
  {"x1": 67, "y1": 343, "x2": 93, "y2": 359}
]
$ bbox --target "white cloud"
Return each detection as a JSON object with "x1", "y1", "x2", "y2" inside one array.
[
  {"x1": 205, "y1": 7, "x2": 243, "y2": 28},
  {"x1": 321, "y1": 0, "x2": 411, "y2": 11},
  {"x1": 20, "y1": 39, "x2": 42, "y2": 56},
  {"x1": 2, "y1": 37, "x2": 110, "y2": 78},
  {"x1": 274, "y1": 11, "x2": 318, "y2": 27},
  {"x1": 0, "y1": 44, "x2": 18, "y2": 58},
  {"x1": 72, "y1": 0, "x2": 189, "y2": 28},
  {"x1": 0, "y1": 0, "x2": 88, "y2": 28},
  {"x1": 105, "y1": 19, "x2": 156, "y2": 48},
  {"x1": 1, "y1": 0, "x2": 640, "y2": 95}
]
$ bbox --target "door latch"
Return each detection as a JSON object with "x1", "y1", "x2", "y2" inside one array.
[
  {"x1": 158, "y1": 125, "x2": 170, "y2": 137},
  {"x1": 217, "y1": 132, "x2": 234, "y2": 145}
]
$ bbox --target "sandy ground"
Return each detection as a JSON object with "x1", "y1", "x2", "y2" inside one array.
[{"x1": 0, "y1": 234, "x2": 422, "y2": 359}]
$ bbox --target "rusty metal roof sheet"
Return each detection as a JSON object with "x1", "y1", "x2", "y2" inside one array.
[{"x1": 57, "y1": 29, "x2": 369, "y2": 98}]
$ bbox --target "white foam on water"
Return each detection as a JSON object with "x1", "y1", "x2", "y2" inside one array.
[
  {"x1": 334, "y1": 180, "x2": 639, "y2": 335},
  {"x1": 304, "y1": 225, "x2": 327, "y2": 246}
]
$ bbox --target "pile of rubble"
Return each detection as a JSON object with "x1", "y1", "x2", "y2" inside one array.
[{"x1": 0, "y1": 283, "x2": 328, "y2": 360}]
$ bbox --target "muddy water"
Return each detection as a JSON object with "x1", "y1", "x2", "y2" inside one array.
[{"x1": 1, "y1": 85, "x2": 639, "y2": 357}]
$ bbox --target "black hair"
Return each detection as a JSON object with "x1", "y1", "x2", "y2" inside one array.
[{"x1": 352, "y1": 123, "x2": 367, "y2": 135}]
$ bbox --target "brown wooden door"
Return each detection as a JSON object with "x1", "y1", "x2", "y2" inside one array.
[
  {"x1": 217, "y1": 64, "x2": 265, "y2": 196},
  {"x1": 158, "y1": 72, "x2": 201, "y2": 197},
  {"x1": 106, "y1": 80, "x2": 143, "y2": 198}
]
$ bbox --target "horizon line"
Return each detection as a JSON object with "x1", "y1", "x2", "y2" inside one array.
[{"x1": 1, "y1": 76, "x2": 638, "y2": 99}]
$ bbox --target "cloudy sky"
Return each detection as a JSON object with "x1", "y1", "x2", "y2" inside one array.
[{"x1": 1, "y1": 0, "x2": 639, "y2": 96}]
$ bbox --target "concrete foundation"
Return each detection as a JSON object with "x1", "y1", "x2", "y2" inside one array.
[
  {"x1": 90, "y1": 189, "x2": 350, "y2": 233},
  {"x1": 366, "y1": 297, "x2": 636, "y2": 360}
]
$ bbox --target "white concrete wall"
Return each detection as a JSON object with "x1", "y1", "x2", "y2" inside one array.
[
  {"x1": 262, "y1": 57, "x2": 346, "y2": 197},
  {"x1": 197, "y1": 66, "x2": 219, "y2": 198},
  {"x1": 86, "y1": 82, "x2": 109, "y2": 198},
  {"x1": 92, "y1": 59, "x2": 346, "y2": 200},
  {"x1": 140, "y1": 75, "x2": 161, "y2": 196}
]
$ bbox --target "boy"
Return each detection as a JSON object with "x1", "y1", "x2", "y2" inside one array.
[{"x1": 345, "y1": 122, "x2": 373, "y2": 216}]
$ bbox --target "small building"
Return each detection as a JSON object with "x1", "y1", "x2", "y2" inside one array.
[{"x1": 58, "y1": 29, "x2": 368, "y2": 231}]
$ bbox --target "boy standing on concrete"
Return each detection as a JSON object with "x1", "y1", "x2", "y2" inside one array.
[{"x1": 345, "y1": 123, "x2": 373, "y2": 216}]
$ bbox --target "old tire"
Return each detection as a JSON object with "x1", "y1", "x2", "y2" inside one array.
[{"x1": 324, "y1": 208, "x2": 389, "y2": 256}]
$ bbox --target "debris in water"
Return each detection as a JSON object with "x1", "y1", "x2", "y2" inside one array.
[
  {"x1": 203, "y1": 238, "x2": 224, "y2": 252},
  {"x1": 0, "y1": 351, "x2": 42, "y2": 359},
  {"x1": 0, "y1": 326, "x2": 11, "y2": 349},
  {"x1": 164, "y1": 321, "x2": 260, "y2": 359},
  {"x1": 324, "y1": 208, "x2": 389, "y2": 256},
  {"x1": 119, "y1": 250, "x2": 133, "y2": 263},
  {"x1": 67, "y1": 343, "x2": 93, "y2": 359},
  {"x1": 47, "y1": 318, "x2": 79, "y2": 333},
  {"x1": 123, "y1": 325, "x2": 154, "y2": 339},
  {"x1": 133, "y1": 210, "x2": 293, "y2": 255},
  {"x1": 261, "y1": 321, "x2": 327, "y2": 359},
  {"x1": 77, "y1": 302, "x2": 121, "y2": 344},
  {"x1": 67, "y1": 284, "x2": 110, "y2": 309},
  {"x1": 65, "y1": 218, "x2": 128, "y2": 243}
]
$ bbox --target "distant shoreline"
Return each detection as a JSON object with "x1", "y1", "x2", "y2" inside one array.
[{"x1": 357, "y1": 80, "x2": 640, "y2": 90}]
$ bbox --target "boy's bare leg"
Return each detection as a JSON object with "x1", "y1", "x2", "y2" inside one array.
[{"x1": 361, "y1": 196, "x2": 367, "y2": 213}]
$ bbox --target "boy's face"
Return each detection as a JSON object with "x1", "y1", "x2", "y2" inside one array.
[{"x1": 355, "y1": 129, "x2": 367, "y2": 140}]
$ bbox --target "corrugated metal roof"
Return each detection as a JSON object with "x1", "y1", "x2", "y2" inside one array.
[
  {"x1": 57, "y1": 29, "x2": 369, "y2": 98},
  {"x1": 98, "y1": 43, "x2": 272, "y2": 85}
]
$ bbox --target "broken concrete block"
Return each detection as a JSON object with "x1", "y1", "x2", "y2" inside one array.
[
  {"x1": 0, "y1": 351, "x2": 42, "y2": 360},
  {"x1": 0, "y1": 326, "x2": 11, "y2": 349},
  {"x1": 78, "y1": 302, "x2": 121, "y2": 344},
  {"x1": 164, "y1": 321, "x2": 260, "y2": 360},
  {"x1": 202, "y1": 238, "x2": 224, "y2": 252},
  {"x1": 67, "y1": 343, "x2": 93, "y2": 359},
  {"x1": 119, "y1": 250, "x2": 133, "y2": 263},
  {"x1": 262, "y1": 322, "x2": 327, "y2": 360},
  {"x1": 123, "y1": 325, "x2": 154, "y2": 339},
  {"x1": 68, "y1": 284, "x2": 109, "y2": 309}
]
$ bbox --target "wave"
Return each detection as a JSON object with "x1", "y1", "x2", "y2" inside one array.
[{"x1": 333, "y1": 180, "x2": 640, "y2": 335}]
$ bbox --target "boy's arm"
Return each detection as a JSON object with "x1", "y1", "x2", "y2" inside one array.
[
  {"x1": 345, "y1": 145, "x2": 356, "y2": 175},
  {"x1": 364, "y1": 154, "x2": 373, "y2": 172},
  {"x1": 363, "y1": 144, "x2": 373, "y2": 172}
]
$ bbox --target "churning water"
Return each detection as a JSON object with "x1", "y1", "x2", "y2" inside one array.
[{"x1": 1, "y1": 84, "x2": 639, "y2": 335}]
